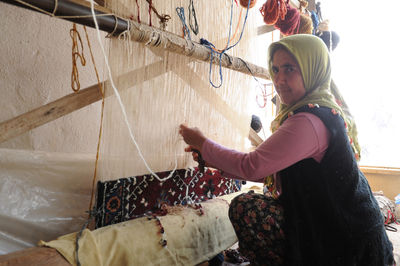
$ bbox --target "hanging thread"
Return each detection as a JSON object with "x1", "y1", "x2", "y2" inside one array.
[
  {"x1": 188, "y1": 0, "x2": 199, "y2": 35},
  {"x1": 81, "y1": 25, "x2": 106, "y2": 214},
  {"x1": 201, "y1": 0, "x2": 251, "y2": 88},
  {"x1": 176, "y1": 7, "x2": 191, "y2": 40},
  {"x1": 70, "y1": 23, "x2": 86, "y2": 92},
  {"x1": 88, "y1": 0, "x2": 178, "y2": 183},
  {"x1": 52, "y1": 0, "x2": 58, "y2": 16},
  {"x1": 148, "y1": 0, "x2": 153, "y2": 26},
  {"x1": 145, "y1": 0, "x2": 171, "y2": 30},
  {"x1": 135, "y1": 0, "x2": 141, "y2": 23}
]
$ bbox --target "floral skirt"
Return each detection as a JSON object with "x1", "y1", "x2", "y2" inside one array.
[{"x1": 228, "y1": 191, "x2": 285, "y2": 266}]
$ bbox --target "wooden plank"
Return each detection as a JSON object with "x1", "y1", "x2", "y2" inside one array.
[
  {"x1": 248, "y1": 128, "x2": 263, "y2": 146},
  {"x1": 0, "y1": 58, "x2": 170, "y2": 144},
  {"x1": 0, "y1": 84, "x2": 101, "y2": 144},
  {"x1": 0, "y1": 247, "x2": 70, "y2": 266},
  {"x1": 257, "y1": 25, "x2": 276, "y2": 35}
]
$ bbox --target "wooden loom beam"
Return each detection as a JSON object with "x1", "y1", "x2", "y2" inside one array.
[{"x1": 1, "y1": 0, "x2": 270, "y2": 81}]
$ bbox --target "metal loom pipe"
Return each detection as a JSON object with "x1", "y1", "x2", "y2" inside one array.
[{"x1": 0, "y1": 0, "x2": 128, "y2": 35}]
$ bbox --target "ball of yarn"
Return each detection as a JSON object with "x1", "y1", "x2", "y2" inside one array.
[
  {"x1": 317, "y1": 31, "x2": 340, "y2": 51},
  {"x1": 318, "y1": 19, "x2": 330, "y2": 31},
  {"x1": 298, "y1": 14, "x2": 313, "y2": 34},
  {"x1": 240, "y1": 0, "x2": 257, "y2": 8},
  {"x1": 260, "y1": 0, "x2": 287, "y2": 25},
  {"x1": 274, "y1": 2, "x2": 300, "y2": 36},
  {"x1": 251, "y1": 115, "x2": 263, "y2": 133}
]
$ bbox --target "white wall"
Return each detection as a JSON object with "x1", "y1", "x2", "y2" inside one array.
[{"x1": 0, "y1": 2, "x2": 105, "y2": 154}]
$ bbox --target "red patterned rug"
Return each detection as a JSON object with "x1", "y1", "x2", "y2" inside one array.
[{"x1": 95, "y1": 167, "x2": 241, "y2": 228}]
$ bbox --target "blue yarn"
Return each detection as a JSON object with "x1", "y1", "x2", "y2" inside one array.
[
  {"x1": 202, "y1": 0, "x2": 251, "y2": 88},
  {"x1": 310, "y1": 11, "x2": 319, "y2": 35},
  {"x1": 176, "y1": 7, "x2": 191, "y2": 40}
]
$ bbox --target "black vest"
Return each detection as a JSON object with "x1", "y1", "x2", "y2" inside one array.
[{"x1": 278, "y1": 105, "x2": 393, "y2": 266}]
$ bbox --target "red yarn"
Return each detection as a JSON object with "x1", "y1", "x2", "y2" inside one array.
[
  {"x1": 274, "y1": 1, "x2": 300, "y2": 36},
  {"x1": 260, "y1": 0, "x2": 287, "y2": 25},
  {"x1": 239, "y1": 0, "x2": 257, "y2": 8}
]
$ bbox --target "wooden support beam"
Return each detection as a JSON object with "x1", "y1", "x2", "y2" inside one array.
[
  {"x1": 125, "y1": 18, "x2": 270, "y2": 81},
  {"x1": 0, "y1": 84, "x2": 101, "y2": 144},
  {"x1": 257, "y1": 24, "x2": 276, "y2": 35},
  {"x1": 0, "y1": 247, "x2": 70, "y2": 266},
  {"x1": 248, "y1": 128, "x2": 263, "y2": 146},
  {"x1": 0, "y1": 58, "x2": 170, "y2": 144}
]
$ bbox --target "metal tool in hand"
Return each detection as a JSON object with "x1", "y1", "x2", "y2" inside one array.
[{"x1": 191, "y1": 149, "x2": 205, "y2": 174}]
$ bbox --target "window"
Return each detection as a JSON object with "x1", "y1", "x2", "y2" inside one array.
[{"x1": 324, "y1": 0, "x2": 400, "y2": 167}]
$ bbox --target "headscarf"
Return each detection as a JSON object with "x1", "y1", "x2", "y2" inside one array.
[{"x1": 268, "y1": 34, "x2": 361, "y2": 160}]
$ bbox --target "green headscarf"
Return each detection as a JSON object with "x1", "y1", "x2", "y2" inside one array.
[{"x1": 268, "y1": 34, "x2": 361, "y2": 160}]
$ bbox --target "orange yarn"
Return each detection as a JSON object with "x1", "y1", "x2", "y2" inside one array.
[
  {"x1": 260, "y1": 0, "x2": 287, "y2": 25},
  {"x1": 239, "y1": 0, "x2": 257, "y2": 8},
  {"x1": 82, "y1": 25, "x2": 105, "y2": 215},
  {"x1": 70, "y1": 23, "x2": 86, "y2": 92}
]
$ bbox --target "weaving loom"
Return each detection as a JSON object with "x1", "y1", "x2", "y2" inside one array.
[{"x1": 0, "y1": 0, "x2": 278, "y2": 264}]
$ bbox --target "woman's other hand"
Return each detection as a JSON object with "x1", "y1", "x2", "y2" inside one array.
[{"x1": 179, "y1": 124, "x2": 206, "y2": 152}]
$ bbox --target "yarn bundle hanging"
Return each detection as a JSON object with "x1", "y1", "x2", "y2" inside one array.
[
  {"x1": 239, "y1": 0, "x2": 257, "y2": 8},
  {"x1": 273, "y1": 0, "x2": 300, "y2": 35},
  {"x1": 260, "y1": 0, "x2": 287, "y2": 25},
  {"x1": 260, "y1": 0, "x2": 313, "y2": 36}
]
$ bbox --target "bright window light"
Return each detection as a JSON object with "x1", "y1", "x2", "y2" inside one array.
[{"x1": 320, "y1": 1, "x2": 400, "y2": 167}]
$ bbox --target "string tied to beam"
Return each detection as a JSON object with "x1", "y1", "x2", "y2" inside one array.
[
  {"x1": 201, "y1": 0, "x2": 251, "y2": 88},
  {"x1": 52, "y1": 0, "x2": 58, "y2": 16},
  {"x1": 105, "y1": 14, "x2": 119, "y2": 38},
  {"x1": 148, "y1": 0, "x2": 153, "y2": 26},
  {"x1": 188, "y1": 0, "x2": 199, "y2": 35},
  {"x1": 70, "y1": 23, "x2": 86, "y2": 92},
  {"x1": 175, "y1": 7, "x2": 191, "y2": 40}
]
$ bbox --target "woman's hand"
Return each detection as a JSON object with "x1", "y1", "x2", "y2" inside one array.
[
  {"x1": 179, "y1": 124, "x2": 206, "y2": 152},
  {"x1": 184, "y1": 145, "x2": 217, "y2": 169}
]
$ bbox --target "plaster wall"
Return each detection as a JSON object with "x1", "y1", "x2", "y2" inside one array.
[{"x1": 0, "y1": 2, "x2": 106, "y2": 154}]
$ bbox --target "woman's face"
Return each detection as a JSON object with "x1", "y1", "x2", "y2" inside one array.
[{"x1": 271, "y1": 49, "x2": 306, "y2": 105}]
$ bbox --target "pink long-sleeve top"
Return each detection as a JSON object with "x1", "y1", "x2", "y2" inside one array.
[{"x1": 202, "y1": 112, "x2": 331, "y2": 184}]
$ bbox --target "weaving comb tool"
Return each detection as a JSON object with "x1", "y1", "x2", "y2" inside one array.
[{"x1": 191, "y1": 149, "x2": 205, "y2": 174}]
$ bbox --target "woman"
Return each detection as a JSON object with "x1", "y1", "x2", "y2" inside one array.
[{"x1": 179, "y1": 34, "x2": 394, "y2": 265}]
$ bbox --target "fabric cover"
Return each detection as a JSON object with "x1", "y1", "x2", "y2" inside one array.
[
  {"x1": 95, "y1": 167, "x2": 241, "y2": 228},
  {"x1": 39, "y1": 192, "x2": 242, "y2": 266}
]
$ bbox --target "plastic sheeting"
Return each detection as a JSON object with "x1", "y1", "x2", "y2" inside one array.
[{"x1": 0, "y1": 148, "x2": 94, "y2": 255}]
